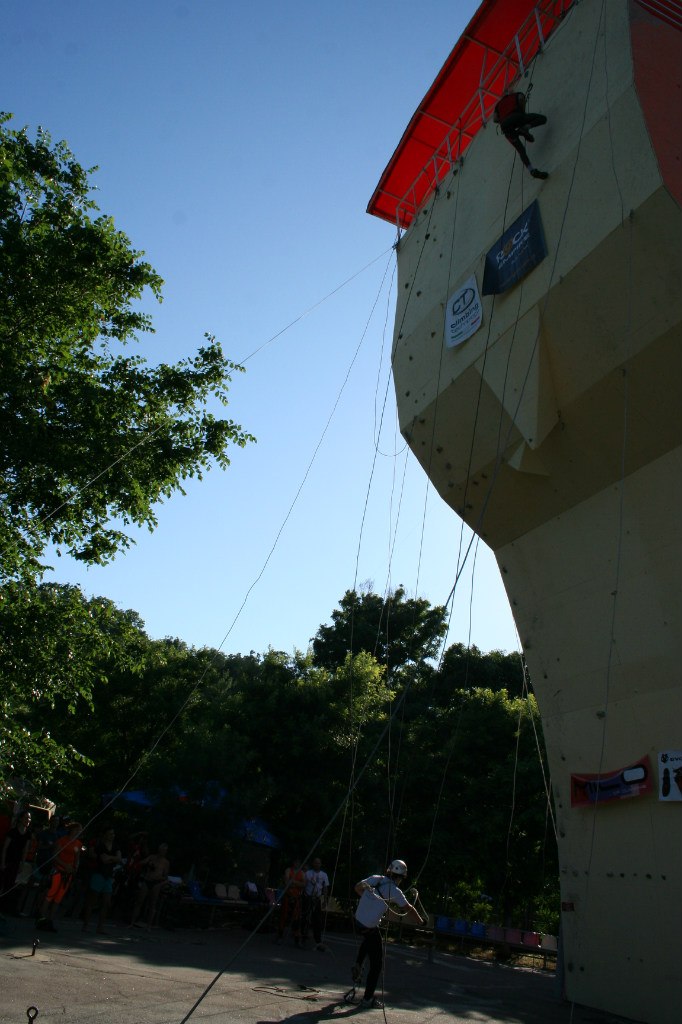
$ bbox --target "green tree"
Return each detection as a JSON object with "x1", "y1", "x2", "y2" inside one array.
[
  {"x1": 1, "y1": 580, "x2": 559, "y2": 929},
  {"x1": 0, "y1": 581, "x2": 144, "y2": 788},
  {"x1": 56, "y1": 638, "x2": 208, "y2": 810},
  {"x1": 439, "y1": 643, "x2": 528, "y2": 698},
  {"x1": 393, "y1": 684, "x2": 557, "y2": 927},
  {"x1": 312, "y1": 586, "x2": 447, "y2": 675},
  {"x1": 0, "y1": 114, "x2": 255, "y2": 581}
]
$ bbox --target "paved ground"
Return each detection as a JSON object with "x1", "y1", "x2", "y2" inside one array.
[{"x1": 0, "y1": 914, "x2": 635, "y2": 1024}]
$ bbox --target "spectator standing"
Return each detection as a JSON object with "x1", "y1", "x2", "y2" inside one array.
[
  {"x1": 120, "y1": 832, "x2": 149, "y2": 916},
  {"x1": 34, "y1": 816, "x2": 59, "y2": 882},
  {"x1": 36, "y1": 821, "x2": 83, "y2": 932},
  {"x1": 63, "y1": 834, "x2": 94, "y2": 921},
  {"x1": 0, "y1": 808, "x2": 32, "y2": 914},
  {"x1": 302, "y1": 856, "x2": 329, "y2": 950},
  {"x1": 276, "y1": 857, "x2": 305, "y2": 947},
  {"x1": 131, "y1": 842, "x2": 170, "y2": 929},
  {"x1": 82, "y1": 826, "x2": 122, "y2": 934},
  {"x1": 125, "y1": 832, "x2": 149, "y2": 887}
]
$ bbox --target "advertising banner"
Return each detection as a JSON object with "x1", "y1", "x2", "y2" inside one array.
[
  {"x1": 658, "y1": 750, "x2": 682, "y2": 801},
  {"x1": 444, "y1": 275, "x2": 483, "y2": 348},
  {"x1": 570, "y1": 755, "x2": 652, "y2": 807},
  {"x1": 482, "y1": 199, "x2": 547, "y2": 295}
]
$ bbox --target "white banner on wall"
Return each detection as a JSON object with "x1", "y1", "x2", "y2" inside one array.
[
  {"x1": 659, "y1": 750, "x2": 682, "y2": 801},
  {"x1": 444, "y1": 275, "x2": 483, "y2": 349}
]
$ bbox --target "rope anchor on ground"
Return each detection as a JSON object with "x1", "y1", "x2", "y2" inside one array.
[{"x1": 342, "y1": 962, "x2": 363, "y2": 1004}]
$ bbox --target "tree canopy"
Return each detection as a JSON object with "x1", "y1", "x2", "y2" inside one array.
[
  {"x1": 0, "y1": 581, "x2": 557, "y2": 931},
  {"x1": 0, "y1": 581, "x2": 143, "y2": 785},
  {"x1": 312, "y1": 586, "x2": 448, "y2": 674},
  {"x1": 0, "y1": 117, "x2": 556, "y2": 934},
  {"x1": 0, "y1": 114, "x2": 255, "y2": 580}
]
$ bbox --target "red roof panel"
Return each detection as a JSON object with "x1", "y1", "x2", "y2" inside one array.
[{"x1": 367, "y1": 0, "x2": 575, "y2": 228}]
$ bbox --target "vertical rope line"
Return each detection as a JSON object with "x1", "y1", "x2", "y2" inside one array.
[
  {"x1": 441, "y1": 0, "x2": 608, "y2": 627},
  {"x1": 501, "y1": 692, "x2": 525, "y2": 902},
  {"x1": 403, "y1": 135, "x2": 524, "y2": 893},
  {"x1": 340, "y1": 252, "x2": 397, "y2": 913},
  {"x1": 580, "y1": 221, "x2": 632, "y2": 960},
  {"x1": 522, "y1": 664, "x2": 557, "y2": 841},
  {"x1": 177, "y1": 672, "x2": 419, "y2": 1023},
  {"x1": 382, "y1": 166, "x2": 466, "y2": 869},
  {"x1": 566, "y1": 3, "x2": 628, "y2": 1000},
  {"x1": 338, "y1": 199, "x2": 443, "y2": 978},
  {"x1": 405, "y1": 1, "x2": 610, "y2": 934}
]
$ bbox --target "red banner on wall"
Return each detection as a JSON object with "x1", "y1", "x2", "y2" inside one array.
[{"x1": 571, "y1": 755, "x2": 653, "y2": 807}]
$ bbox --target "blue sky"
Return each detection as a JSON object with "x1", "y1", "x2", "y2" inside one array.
[{"x1": 4, "y1": 0, "x2": 519, "y2": 658}]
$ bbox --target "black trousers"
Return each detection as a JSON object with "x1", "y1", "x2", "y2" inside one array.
[
  {"x1": 356, "y1": 926, "x2": 383, "y2": 1000},
  {"x1": 302, "y1": 894, "x2": 323, "y2": 943},
  {"x1": 501, "y1": 111, "x2": 547, "y2": 168}
]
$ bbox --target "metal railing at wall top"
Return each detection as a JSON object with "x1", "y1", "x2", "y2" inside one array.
[{"x1": 394, "y1": 0, "x2": 575, "y2": 232}]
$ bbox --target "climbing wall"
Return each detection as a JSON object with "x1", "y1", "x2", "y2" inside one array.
[{"x1": 389, "y1": 1, "x2": 682, "y2": 1021}]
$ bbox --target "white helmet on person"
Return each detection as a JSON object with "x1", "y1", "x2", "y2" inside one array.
[{"x1": 386, "y1": 859, "x2": 408, "y2": 878}]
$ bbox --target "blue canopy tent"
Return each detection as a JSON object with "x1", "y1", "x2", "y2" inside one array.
[
  {"x1": 102, "y1": 789, "x2": 156, "y2": 808},
  {"x1": 235, "y1": 817, "x2": 280, "y2": 849},
  {"x1": 101, "y1": 794, "x2": 280, "y2": 850}
]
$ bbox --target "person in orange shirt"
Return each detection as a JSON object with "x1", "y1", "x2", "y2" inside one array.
[
  {"x1": 36, "y1": 821, "x2": 83, "y2": 933},
  {"x1": 275, "y1": 857, "x2": 305, "y2": 947}
]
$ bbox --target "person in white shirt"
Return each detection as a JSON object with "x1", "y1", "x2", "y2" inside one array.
[
  {"x1": 302, "y1": 856, "x2": 329, "y2": 949},
  {"x1": 351, "y1": 859, "x2": 424, "y2": 1010}
]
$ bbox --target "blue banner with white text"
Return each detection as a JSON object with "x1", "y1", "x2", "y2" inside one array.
[{"x1": 482, "y1": 200, "x2": 547, "y2": 295}]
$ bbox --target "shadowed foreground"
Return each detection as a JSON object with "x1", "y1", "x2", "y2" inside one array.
[{"x1": 0, "y1": 915, "x2": 637, "y2": 1024}]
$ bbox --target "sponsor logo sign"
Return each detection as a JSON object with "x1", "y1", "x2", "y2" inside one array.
[
  {"x1": 659, "y1": 750, "x2": 682, "y2": 801},
  {"x1": 482, "y1": 199, "x2": 547, "y2": 295},
  {"x1": 570, "y1": 755, "x2": 653, "y2": 807},
  {"x1": 444, "y1": 275, "x2": 483, "y2": 348}
]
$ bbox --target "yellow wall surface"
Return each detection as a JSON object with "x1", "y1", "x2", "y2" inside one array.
[{"x1": 391, "y1": 2, "x2": 682, "y2": 1021}]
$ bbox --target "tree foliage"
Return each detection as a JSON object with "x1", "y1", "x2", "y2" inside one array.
[
  {"x1": 0, "y1": 581, "x2": 557, "y2": 931},
  {"x1": 0, "y1": 581, "x2": 143, "y2": 786},
  {"x1": 312, "y1": 586, "x2": 448, "y2": 674},
  {"x1": 439, "y1": 643, "x2": 528, "y2": 697},
  {"x1": 0, "y1": 114, "x2": 255, "y2": 580}
]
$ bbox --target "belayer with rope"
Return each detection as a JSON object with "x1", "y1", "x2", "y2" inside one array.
[
  {"x1": 494, "y1": 87, "x2": 549, "y2": 179},
  {"x1": 349, "y1": 859, "x2": 425, "y2": 1010}
]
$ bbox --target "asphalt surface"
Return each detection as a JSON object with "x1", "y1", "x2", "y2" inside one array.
[{"x1": 0, "y1": 913, "x2": 635, "y2": 1024}]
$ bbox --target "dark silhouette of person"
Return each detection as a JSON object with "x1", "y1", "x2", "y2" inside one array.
[
  {"x1": 494, "y1": 90, "x2": 548, "y2": 179},
  {"x1": 0, "y1": 808, "x2": 33, "y2": 913}
]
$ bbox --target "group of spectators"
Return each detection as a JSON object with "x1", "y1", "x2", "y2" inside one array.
[
  {"x1": 276, "y1": 855, "x2": 330, "y2": 950},
  {"x1": 0, "y1": 807, "x2": 170, "y2": 935},
  {"x1": 2, "y1": 808, "x2": 335, "y2": 957},
  {"x1": 3, "y1": 809, "x2": 426, "y2": 1014}
]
